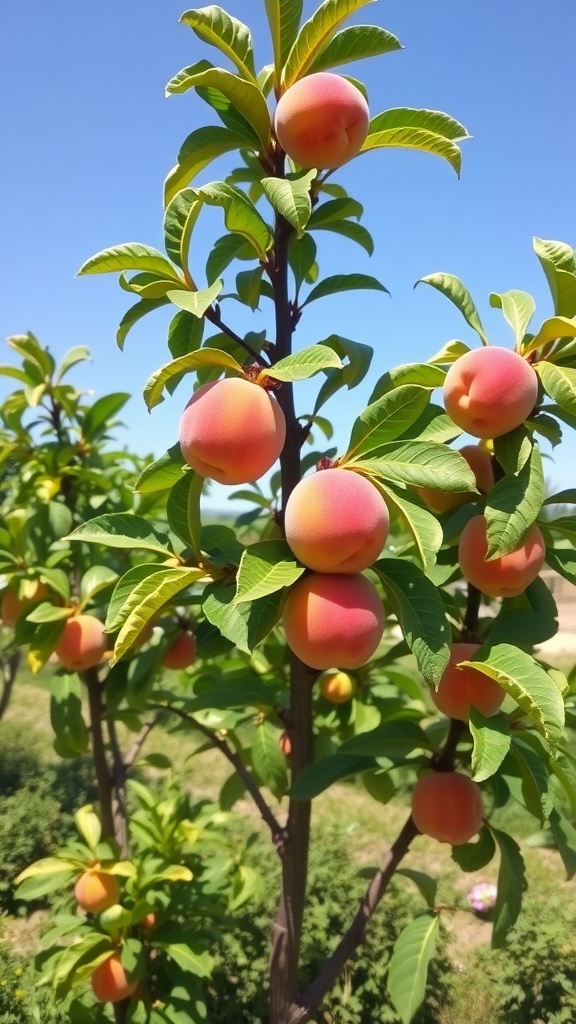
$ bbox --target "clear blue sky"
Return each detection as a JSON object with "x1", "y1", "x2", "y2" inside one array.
[{"x1": 1, "y1": 0, "x2": 575, "y2": 507}]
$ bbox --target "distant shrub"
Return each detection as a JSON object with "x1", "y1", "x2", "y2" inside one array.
[{"x1": 0, "y1": 941, "x2": 67, "y2": 1024}]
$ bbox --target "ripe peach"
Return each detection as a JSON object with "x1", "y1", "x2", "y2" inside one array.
[
  {"x1": 411, "y1": 771, "x2": 484, "y2": 845},
  {"x1": 431, "y1": 642, "x2": 504, "y2": 721},
  {"x1": 274, "y1": 72, "x2": 370, "y2": 169},
  {"x1": 141, "y1": 912, "x2": 157, "y2": 931},
  {"x1": 91, "y1": 953, "x2": 138, "y2": 1004},
  {"x1": 443, "y1": 347, "x2": 538, "y2": 438},
  {"x1": 284, "y1": 468, "x2": 389, "y2": 573},
  {"x1": 458, "y1": 515, "x2": 545, "y2": 598},
  {"x1": 162, "y1": 631, "x2": 196, "y2": 670},
  {"x1": 278, "y1": 732, "x2": 292, "y2": 757},
  {"x1": 54, "y1": 614, "x2": 108, "y2": 671},
  {"x1": 0, "y1": 581, "x2": 47, "y2": 627},
  {"x1": 417, "y1": 444, "x2": 495, "y2": 514},
  {"x1": 179, "y1": 377, "x2": 286, "y2": 485},
  {"x1": 75, "y1": 870, "x2": 120, "y2": 914},
  {"x1": 320, "y1": 670, "x2": 356, "y2": 704},
  {"x1": 283, "y1": 573, "x2": 385, "y2": 670}
]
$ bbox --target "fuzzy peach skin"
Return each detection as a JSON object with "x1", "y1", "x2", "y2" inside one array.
[
  {"x1": 284, "y1": 468, "x2": 389, "y2": 573},
  {"x1": 283, "y1": 573, "x2": 385, "y2": 670},
  {"x1": 0, "y1": 581, "x2": 47, "y2": 627},
  {"x1": 320, "y1": 670, "x2": 356, "y2": 703},
  {"x1": 54, "y1": 614, "x2": 108, "y2": 672},
  {"x1": 91, "y1": 954, "x2": 138, "y2": 1004},
  {"x1": 162, "y1": 631, "x2": 197, "y2": 670},
  {"x1": 75, "y1": 870, "x2": 120, "y2": 914},
  {"x1": 179, "y1": 377, "x2": 286, "y2": 485},
  {"x1": 274, "y1": 72, "x2": 370, "y2": 169},
  {"x1": 443, "y1": 347, "x2": 538, "y2": 438},
  {"x1": 418, "y1": 444, "x2": 495, "y2": 514},
  {"x1": 431, "y1": 642, "x2": 504, "y2": 721},
  {"x1": 458, "y1": 515, "x2": 545, "y2": 598},
  {"x1": 411, "y1": 771, "x2": 484, "y2": 845}
]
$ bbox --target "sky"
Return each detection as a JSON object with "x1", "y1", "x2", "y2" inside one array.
[{"x1": 1, "y1": 0, "x2": 575, "y2": 509}]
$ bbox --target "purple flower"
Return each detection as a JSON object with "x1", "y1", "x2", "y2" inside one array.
[{"x1": 467, "y1": 882, "x2": 497, "y2": 913}]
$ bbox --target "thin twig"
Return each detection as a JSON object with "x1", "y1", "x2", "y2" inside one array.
[
  {"x1": 107, "y1": 717, "x2": 130, "y2": 858},
  {"x1": 205, "y1": 305, "x2": 270, "y2": 366},
  {"x1": 124, "y1": 714, "x2": 161, "y2": 772}
]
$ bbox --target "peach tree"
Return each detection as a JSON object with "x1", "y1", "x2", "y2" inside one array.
[{"x1": 10, "y1": 1, "x2": 576, "y2": 1023}]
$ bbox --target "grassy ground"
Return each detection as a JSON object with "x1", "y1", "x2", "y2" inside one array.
[{"x1": 2, "y1": 668, "x2": 576, "y2": 1023}]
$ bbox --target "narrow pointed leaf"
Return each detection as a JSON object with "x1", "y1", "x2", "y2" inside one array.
[
  {"x1": 373, "y1": 558, "x2": 449, "y2": 684},
  {"x1": 144, "y1": 348, "x2": 243, "y2": 410},
  {"x1": 484, "y1": 443, "x2": 544, "y2": 559},
  {"x1": 116, "y1": 297, "x2": 170, "y2": 350},
  {"x1": 113, "y1": 567, "x2": 206, "y2": 663},
  {"x1": 535, "y1": 359, "x2": 576, "y2": 415},
  {"x1": 165, "y1": 125, "x2": 257, "y2": 206},
  {"x1": 469, "y1": 709, "x2": 511, "y2": 782},
  {"x1": 388, "y1": 913, "x2": 440, "y2": 1024},
  {"x1": 265, "y1": 0, "x2": 303, "y2": 76},
  {"x1": 261, "y1": 170, "x2": 317, "y2": 236},
  {"x1": 489, "y1": 290, "x2": 535, "y2": 347},
  {"x1": 263, "y1": 344, "x2": 342, "y2": 382},
  {"x1": 282, "y1": 0, "x2": 374, "y2": 88},
  {"x1": 490, "y1": 828, "x2": 525, "y2": 948},
  {"x1": 77, "y1": 244, "x2": 181, "y2": 282},
  {"x1": 302, "y1": 272, "x2": 388, "y2": 306},
  {"x1": 417, "y1": 272, "x2": 488, "y2": 344},
  {"x1": 377, "y1": 481, "x2": 443, "y2": 572},
  {"x1": 166, "y1": 281, "x2": 223, "y2": 319},
  {"x1": 180, "y1": 7, "x2": 257, "y2": 82},
  {"x1": 345, "y1": 385, "x2": 430, "y2": 459},
  {"x1": 166, "y1": 62, "x2": 271, "y2": 150},
  {"x1": 308, "y1": 24, "x2": 402, "y2": 72},
  {"x1": 65, "y1": 514, "x2": 174, "y2": 558}
]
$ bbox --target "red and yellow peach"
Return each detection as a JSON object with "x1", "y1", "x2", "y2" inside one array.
[
  {"x1": 443, "y1": 347, "x2": 538, "y2": 439},
  {"x1": 418, "y1": 444, "x2": 495, "y2": 514},
  {"x1": 274, "y1": 72, "x2": 370, "y2": 169},
  {"x1": 411, "y1": 771, "x2": 484, "y2": 845},
  {"x1": 75, "y1": 870, "x2": 120, "y2": 914},
  {"x1": 431, "y1": 642, "x2": 504, "y2": 721},
  {"x1": 54, "y1": 614, "x2": 108, "y2": 672},
  {"x1": 320, "y1": 670, "x2": 356, "y2": 704},
  {"x1": 0, "y1": 581, "x2": 47, "y2": 627},
  {"x1": 91, "y1": 953, "x2": 138, "y2": 1004},
  {"x1": 458, "y1": 515, "x2": 545, "y2": 598},
  {"x1": 162, "y1": 631, "x2": 197, "y2": 670}
]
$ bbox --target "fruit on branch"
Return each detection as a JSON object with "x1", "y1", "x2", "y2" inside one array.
[
  {"x1": 320, "y1": 670, "x2": 356, "y2": 703},
  {"x1": 75, "y1": 869, "x2": 120, "y2": 914},
  {"x1": 431, "y1": 642, "x2": 504, "y2": 720},
  {"x1": 284, "y1": 467, "x2": 389, "y2": 572},
  {"x1": 417, "y1": 444, "x2": 495, "y2": 513},
  {"x1": 179, "y1": 377, "x2": 286, "y2": 485},
  {"x1": 55, "y1": 614, "x2": 108, "y2": 671},
  {"x1": 283, "y1": 573, "x2": 385, "y2": 670},
  {"x1": 274, "y1": 72, "x2": 370, "y2": 169},
  {"x1": 91, "y1": 953, "x2": 138, "y2": 1004},
  {"x1": 279, "y1": 731, "x2": 292, "y2": 757},
  {"x1": 443, "y1": 347, "x2": 539, "y2": 438},
  {"x1": 458, "y1": 515, "x2": 545, "y2": 597},
  {"x1": 0, "y1": 581, "x2": 47, "y2": 627},
  {"x1": 162, "y1": 631, "x2": 197, "y2": 670},
  {"x1": 411, "y1": 771, "x2": 484, "y2": 845},
  {"x1": 141, "y1": 912, "x2": 157, "y2": 931}
]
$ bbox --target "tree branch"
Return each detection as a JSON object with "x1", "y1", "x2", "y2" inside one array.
[
  {"x1": 83, "y1": 668, "x2": 115, "y2": 842},
  {"x1": 205, "y1": 304, "x2": 270, "y2": 366},
  {"x1": 124, "y1": 714, "x2": 161, "y2": 772},
  {"x1": 107, "y1": 717, "x2": 130, "y2": 858}
]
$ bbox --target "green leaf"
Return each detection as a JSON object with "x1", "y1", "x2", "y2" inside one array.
[
  {"x1": 16, "y1": 856, "x2": 83, "y2": 884},
  {"x1": 308, "y1": 196, "x2": 363, "y2": 225},
  {"x1": 158, "y1": 941, "x2": 213, "y2": 978},
  {"x1": 302, "y1": 272, "x2": 388, "y2": 307},
  {"x1": 506, "y1": 739, "x2": 552, "y2": 823},
  {"x1": 345, "y1": 385, "x2": 431, "y2": 460},
  {"x1": 469, "y1": 709, "x2": 511, "y2": 783},
  {"x1": 164, "y1": 189, "x2": 202, "y2": 272},
  {"x1": 180, "y1": 7, "x2": 257, "y2": 82},
  {"x1": 265, "y1": 344, "x2": 342, "y2": 382},
  {"x1": 134, "y1": 443, "x2": 187, "y2": 494},
  {"x1": 265, "y1": 0, "x2": 303, "y2": 78},
  {"x1": 251, "y1": 721, "x2": 289, "y2": 799},
  {"x1": 461, "y1": 644, "x2": 565, "y2": 745},
  {"x1": 80, "y1": 565, "x2": 119, "y2": 605},
  {"x1": 235, "y1": 267, "x2": 265, "y2": 310},
  {"x1": 396, "y1": 869, "x2": 437, "y2": 909},
  {"x1": 66, "y1": 514, "x2": 174, "y2": 558},
  {"x1": 74, "y1": 805, "x2": 102, "y2": 851},
  {"x1": 288, "y1": 233, "x2": 317, "y2": 292},
  {"x1": 206, "y1": 233, "x2": 257, "y2": 284},
  {"x1": 167, "y1": 472, "x2": 200, "y2": 551},
  {"x1": 361, "y1": 107, "x2": 469, "y2": 175},
  {"x1": 489, "y1": 827, "x2": 525, "y2": 948},
  {"x1": 417, "y1": 272, "x2": 489, "y2": 345},
  {"x1": 203, "y1": 584, "x2": 283, "y2": 654},
  {"x1": 525, "y1": 315, "x2": 576, "y2": 357},
  {"x1": 168, "y1": 678, "x2": 274, "y2": 714},
  {"x1": 492, "y1": 425, "x2": 532, "y2": 476},
  {"x1": 106, "y1": 565, "x2": 171, "y2": 633},
  {"x1": 312, "y1": 335, "x2": 373, "y2": 413},
  {"x1": 388, "y1": 913, "x2": 440, "y2": 1024},
  {"x1": 291, "y1": 754, "x2": 378, "y2": 799},
  {"x1": 55, "y1": 346, "x2": 90, "y2": 383},
  {"x1": 484, "y1": 443, "x2": 544, "y2": 559},
  {"x1": 143, "y1": 348, "x2": 243, "y2": 411},
  {"x1": 311, "y1": 217, "x2": 374, "y2": 254},
  {"x1": 308, "y1": 23, "x2": 402, "y2": 72},
  {"x1": 378, "y1": 481, "x2": 443, "y2": 573},
  {"x1": 340, "y1": 719, "x2": 433, "y2": 759},
  {"x1": 350, "y1": 441, "x2": 478, "y2": 491},
  {"x1": 166, "y1": 281, "x2": 224, "y2": 319},
  {"x1": 261, "y1": 169, "x2": 316, "y2": 236},
  {"x1": 80, "y1": 392, "x2": 130, "y2": 439},
  {"x1": 369, "y1": 363, "x2": 446, "y2": 404},
  {"x1": 282, "y1": 0, "x2": 373, "y2": 88},
  {"x1": 166, "y1": 61, "x2": 271, "y2": 150},
  {"x1": 545, "y1": 545, "x2": 576, "y2": 585},
  {"x1": 165, "y1": 125, "x2": 257, "y2": 206},
  {"x1": 116, "y1": 297, "x2": 170, "y2": 350},
  {"x1": 548, "y1": 808, "x2": 576, "y2": 881},
  {"x1": 26, "y1": 603, "x2": 72, "y2": 624},
  {"x1": 15, "y1": 870, "x2": 76, "y2": 901},
  {"x1": 50, "y1": 674, "x2": 90, "y2": 758},
  {"x1": 488, "y1": 608, "x2": 558, "y2": 648},
  {"x1": 451, "y1": 825, "x2": 496, "y2": 872},
  {"x1": 184, "y1": 181, "x2": 272, "y2": 259},
  {"x1": 77, "y1": 243, "x2": 181, "y2": 282},
  {"x1": 235, "y1": 540, "x2": 305, "y2": 603},
  {"x1": 489, "y1": 290, "x2": 535, "y2": 347},
  {"x1": 535, "y1": 360, "x2": 576, "y2": 415},
  {"x1": 373, "y1": 558, "x2": 449, "y2": 685},
  {"x1": 112, "y1": 567, "x2": 206, "y2": 663},
  {"x1": 533, "y1": 237, "x2": 576, "y2": 318}
]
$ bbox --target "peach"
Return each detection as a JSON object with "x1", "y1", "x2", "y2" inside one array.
[
  {"x1": 274, "y1": 72, "x2": 370, "y2": 169},
  {"x1": 458, "y1": 515, "x2": 545, "y2": 598},
  {"x1": 431, "y1": 642, "x2": 504, "y2": 721},
  {"x1": 411, "y1": 771, "x2": 484, "y2": 845},
  {"x1": 320, "y1": 670, "x2": 356, "y2": 704},
  {"x1": 162, "y1": 631, "x2": 196, "y2": 670},
  {"x1": 278, "y1": 732, "x2": 292, "y2": 757},
  {"x1": 75, "y1": 870, "x2": 120, "y2": 914},
  {"x1": 443, "y1": 347, "x2": 538, "y2": 438},
  {"x1": 1, "y1": 581, "x2": 47, "y2": 627},
  {"x1": 284, "y1": 468, "x2": 389, "y2": 573},
  {"x1": 141, "y1": 912, "x2": 157, "y2": 931},
  {"x1": 283, "y1": 573, "x2": 385, "y2": 670},
  {"x1": 179, "y1": 377, "x2": 286, "y2": 485},
  {"x1": 417, "y1": 444, "x2": 495, "y2": 514},
  {"x1": 91, "y1": 953, "x2": 138, "y2": 1004},
  {"x1": 54, "y1": 614, "x2": 108, "y2": 671}
]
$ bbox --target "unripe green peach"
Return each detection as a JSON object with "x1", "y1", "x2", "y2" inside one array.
[
  {"x1": 411, "y1": 771, "x2": 484, "y2": 844},
  {"x1": 75, "y1": 870, "x2": 120, "y2": 914},
  {"x1": 283, "y1": 573, "x2": 385, "y2": 670},
  {"x1": 458, "y1": 515, "x2": 545, "y2": 598},
  {"x1": 431, "y1": 642, "x2": 504, "y2": 721},
  {"x1": 54, "y1": 614, "x2": 108, "y2": 671},
  {"x1": 320, "y1": 670, "x2": 356, "y2": 703},
  {"x1": 274, "y1": 72, "x2": 370, "y2": 169},
  {"x1": 179, "y1": 377, "x2": 286, "y2": 485},
  {"x1": 91, "y1": 953, "x2": 138, "y2": 1004},
  {"x1": 162, "y1": 631, "x2": 197, "y2": 670},
  {"x1": 443, "y1": 347, "x2": 538, "y2": 438},
  {"x1": 284, "y1": 468, "x2": 389, "y2": 573},
  {"x1": 417, "y1": 444, "x2": 495, "y2": 514}
]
